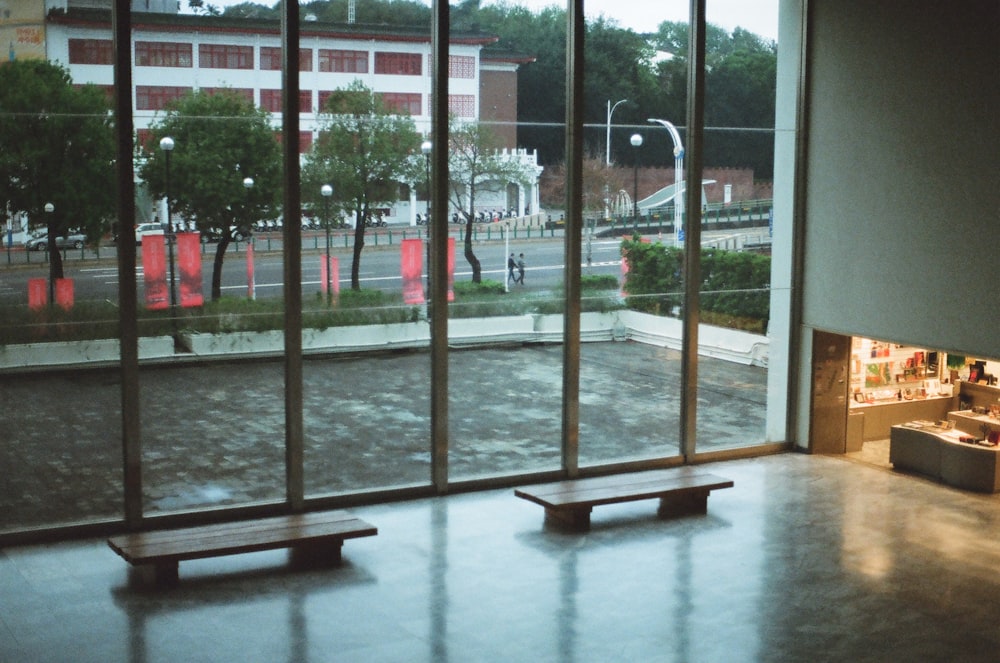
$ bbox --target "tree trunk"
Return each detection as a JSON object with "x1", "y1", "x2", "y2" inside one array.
[
  {"x1": 464, "y1": 218, "x2": 481, "y2": 283},
  {"x1": 351, "y1": 209, "x2": 366, "y2": 290},
  {"x1": 211, "y1": 235, "x2": 230, "y2": 301}
]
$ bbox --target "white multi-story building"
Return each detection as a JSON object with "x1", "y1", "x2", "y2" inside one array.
[{"x1": 6, "y1": 0, "x2": 542, "y2": 224}]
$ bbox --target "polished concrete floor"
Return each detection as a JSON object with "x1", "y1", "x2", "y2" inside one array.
[{"x1": 4, "y1": 452, "x2": 1000, "y2": 662}]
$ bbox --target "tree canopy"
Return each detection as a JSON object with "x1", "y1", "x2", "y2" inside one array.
[
  {"x1": 221, "y1": 1, "x2": 778, "y2": 176},
  {"x1": 0, "y1": 59, "x2": 115, "y2": 282},
  {"x1": 138, "y1": 89, "x2": 282, "y2": 300},
  {"x1": 302, "y1": 81, "x2": 421, "y2": 290},
  {"x1": 447, "y1": 118, "x2": 536, "y2": 282}
]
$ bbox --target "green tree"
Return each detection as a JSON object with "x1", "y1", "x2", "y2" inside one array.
[
  {"x1": 0, "y1": 59, "x2": 115, "y2": 287},
  {"x1": 447, "y1": 118, "x2": 535, "y2": 283},
  {"x1": 138, "y1": 89, "x2": 282, "y2": 301},
  {"x1": 302, "y1": 81, "x2": 421, "y2": 290}
]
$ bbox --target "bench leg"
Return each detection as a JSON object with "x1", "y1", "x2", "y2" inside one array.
[
  {"x1": 290, "y1": 540, "x2": 343, "y2": 568},
  {"x1": 127, "y1": 561, "x2": 178, "y2": 587},
  {"x1": 658, "y1": 491, "x2": 709, "y2": 518},
  {"x1": 544, "y1": 506, "x2": 591, "y2": 531}
]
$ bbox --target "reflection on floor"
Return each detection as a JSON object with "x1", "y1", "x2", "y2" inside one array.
[
  {"x1": 4, "y1": 453, "x2": 1000, "y2": 662},
  {"x1": 844, "y1": 437, "x2": 892, "y2": 470}
]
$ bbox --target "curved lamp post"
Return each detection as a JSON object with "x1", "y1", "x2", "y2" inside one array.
[
  {"x1": 630, "y1": 133, "x2": 643, "y2": 221},
  {"x1": 647, "y1": 118, "x2": 685, "y2": 246},
  {"x1": 321, "y1": 183, "x2": 333, "y2": 303},
  {"x1": 606, "y1": 98, "x2": 628, "y2": 166},
  {"x1": 159, "y1": 136, "x2": 177, "y2": 310}
]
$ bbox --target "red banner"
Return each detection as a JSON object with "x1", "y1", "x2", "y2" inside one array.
[
  {"x1": 27, "y1": 278, "x2": 47, "y2": 310},
  {"x1": 54, "y1": 278, "x2": 74, "y2": 310},
  {"x1": 320, "y1": 255, "x2": 340, "y2": 302},
  {"x1": 401, "y1": 238, "x2": 425, "y2": 304},
  {"x1": 246, "y1": 242, "x2": 255, "y2": 300},
  {"x1": 142, "y1": 235, "x2": 168, "y2": 310},
  {"x1": 177, "y1": 232, "x2": 203, "y2": 308},
  {"x1": 447, "y1": 237, "x2": 456, "y2": 302}
]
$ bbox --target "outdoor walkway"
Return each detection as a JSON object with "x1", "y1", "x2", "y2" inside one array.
[{"x1": 1, "y1": 341, "x2": 767, "y2": 531}]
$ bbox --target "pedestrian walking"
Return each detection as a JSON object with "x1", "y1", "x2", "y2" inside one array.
[
  {"x1": 516, "y1": 253, "x2": 526, "y2": 285},
  {"x1": 507, "y1": 253, "x2": 517, "y2": 284}
]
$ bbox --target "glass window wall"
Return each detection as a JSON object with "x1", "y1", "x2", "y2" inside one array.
[{"x1": 0, "y1": 0, "x2": 792, "y2": 540}]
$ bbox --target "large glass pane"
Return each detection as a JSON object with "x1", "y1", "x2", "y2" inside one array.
[
  {"x1": 300, "y1": 11, "x2": 434, "y2": 495},
  {"x1": 0, "y1": 7, "x2": 122, "y2": 530},
  {"x1": 697, "y1": 0, "x2": 781, "y2": 451},
  {"x1": 447, "y1": 3, "x2": 564, "y2": 480},
  {"x1": 127, "y1": 13, "x2": 289, "y2": 514},
  {"x1": 576, "y1": 2, "x2": 690, "y2": 466}
]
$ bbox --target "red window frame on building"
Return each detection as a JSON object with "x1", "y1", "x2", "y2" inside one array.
[
  {"x1": 136, "y1": 85, "x2": 191, "y2": 111},
  {"x1": 136, "y1": 128, "x2": 154, "y2": 152},
  {"x1": 199, "y1": 44, "x2": 254, "y2": 70},
  {"x1": 135, "y1": 41, "x2": 192, "y2": 67},
  {"x1": 374, "y1": 52, "x2": 421, "y2": 76},
  {"x1": 68, "y1": 38, "x2": 113, "y2": 65},
  {"x1": 448, "y1": 55, "x2": 475, "y2": 79},
  {"x1": 448, "y1": 94, "x2": 475, "y2": 118},
  {"x1": 260, "y1": 46, "x2": 313, "y2": 71},
  {"x1": 261, "y1": 89, "x2": 312, "y2": 113},
  {"x1": 379, "y1": 92, "x2": 422, "y2": 116},
  {"x1": 273, "y1": 130, "x2": 314, "y2": 153},
  {"x1": 318, "y1": 49, "x2": 369, "y2": 73},
  {"x1": 201, "y1": 88, "x2": 254, "y2": 103}
]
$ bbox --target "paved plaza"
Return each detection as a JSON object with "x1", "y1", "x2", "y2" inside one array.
[{"x1": 0, "y1": 340, "x2": 767, "y2": 531}]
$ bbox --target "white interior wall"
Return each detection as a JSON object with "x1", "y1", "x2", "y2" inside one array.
[{"x1": 800, "y1": 0, "x2": 998, "y2": 359}]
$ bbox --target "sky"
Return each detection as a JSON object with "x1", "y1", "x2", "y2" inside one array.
[{"x1": 182, "y1": 0, "x2": 779, "y2": 41}]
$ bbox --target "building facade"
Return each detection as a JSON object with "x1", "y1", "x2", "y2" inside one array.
[{"x1": 29, "y1": 0, "x2": 542, "y2": 223}]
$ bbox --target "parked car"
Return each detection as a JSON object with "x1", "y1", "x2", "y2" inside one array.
[
  {"x1": 134, "y1": 222, "x2": 165, "y2": 245},
  {"x1": 23, "y1": 230, "x2": 86, "y2": 251}
]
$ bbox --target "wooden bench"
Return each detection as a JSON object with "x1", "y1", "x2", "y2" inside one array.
[
  {"x1": 107, "y1": 510, "x2": 377, "y2": 585},
  {"x1": 515, "y1": 468, "x2": 733, "y2": 530}
]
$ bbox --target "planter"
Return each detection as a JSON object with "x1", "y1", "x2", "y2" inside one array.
[
  {"x1": 0, "y1": 335, "x2": 175, "y2": 372},
  {"x1": 0, "y1": 312, "x2": 769, "y2": 371}
]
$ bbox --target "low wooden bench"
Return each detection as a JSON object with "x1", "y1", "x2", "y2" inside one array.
[
  {"x1": 108, "y1": 510, "x2": 377, "y2": 585},
  {"x1": 515, "y1": 468, "x2": 733, "y2": 530}
]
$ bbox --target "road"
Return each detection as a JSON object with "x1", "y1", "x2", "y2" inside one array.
[{"x1": 0, "y1": 226, "x2": 769, "y2": 306}]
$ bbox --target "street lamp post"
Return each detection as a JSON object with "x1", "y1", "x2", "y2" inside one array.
[
  {"x1": 630, "y1": 133, "x2": 643, "y2": 221},
  {"x1": 421, "y1": 139, "x2": 432, "y2": 294},
  {"x1": 647, "y1": 118, "x2": 685, "y2": 246},
  {"x1": 504, "y1": 221, "x2": 510, "y2": 293},
  {"x1": 44, "y1": 202, "x2": 54, "y2": 304},
  {"x1": 159, "y1": 136, "x2": 177, "y2": 310},
  {"x1": 243, "y1": 176, "x2": 254, "y2": 225},
  {"x1": 321, "y1": 183, "x2": 333, "y2": 303}
]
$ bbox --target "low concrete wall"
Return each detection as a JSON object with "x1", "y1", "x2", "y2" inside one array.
[
  {"x1": 0, "y1": 336, "x2": 175, "y2": 372},
  {"x1": 0, "y1": 311, "x2": 768, "y2": 371}
]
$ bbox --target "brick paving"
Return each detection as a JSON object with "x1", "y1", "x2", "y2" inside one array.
[{"x1": 0, "y1": 341, "x2": 766, "y2": 531}]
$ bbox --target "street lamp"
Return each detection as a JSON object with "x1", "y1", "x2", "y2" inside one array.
[
  {"x1": 647, "y1": 118, "x2": 685, "y2": 246},
  {"x1": 606, "y1": 98, "x2": 628, "y2": 166},
  {"x1": 243, "y1": 175, "x2": 254, "y2": 218},
  {"x1": 421, "y1": 139, "x2": 432, "y2": 293},
  {"x1": 630, "y1": 133, "x2": 643, "y2": 221},
  {"x1": 159, "y1": 136, "x2": 177, "y2": 310},
  {"x1": 321, "y1": 183, "x2": 333, "y2": 303}
]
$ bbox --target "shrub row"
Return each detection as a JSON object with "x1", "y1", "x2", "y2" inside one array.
[{"x1": 620, "y1": 237, "x2": 770, "y2": 332}]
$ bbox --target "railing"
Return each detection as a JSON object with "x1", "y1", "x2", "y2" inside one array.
[{"x1": 1, "y1": 203, "x2": 774, "y2": 265}]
